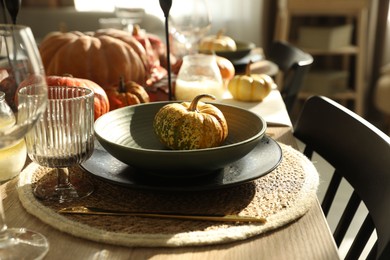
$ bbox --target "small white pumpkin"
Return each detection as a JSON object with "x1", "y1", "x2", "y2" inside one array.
[{"x1": 199, "y1": 30, "x2": 237, "y2": 52}]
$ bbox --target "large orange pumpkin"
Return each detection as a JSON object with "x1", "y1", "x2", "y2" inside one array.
[
  {"x1": 39, "y1": 29, "x2": 160, "y2": 89},
  {"x1": 45, "y1": 75, "x2": 110, "y2": 120}
]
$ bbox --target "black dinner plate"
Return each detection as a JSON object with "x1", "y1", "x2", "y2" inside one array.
[{"x1": 81, "y1": 135, "x2": 282, "y2": 192}]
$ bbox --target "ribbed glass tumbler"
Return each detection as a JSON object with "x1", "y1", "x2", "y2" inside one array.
[{"x1": 25, "y1": 86, "x2": 95, "y2": 203}]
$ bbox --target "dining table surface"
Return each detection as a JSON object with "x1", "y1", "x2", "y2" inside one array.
[{"x1": 0, "y1": 89, "x2": 340, "y2": 260}]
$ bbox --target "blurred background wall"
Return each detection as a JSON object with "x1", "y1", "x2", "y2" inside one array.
[{"x1": 8, "y1": 0, "x2": 390, "y2": 129}]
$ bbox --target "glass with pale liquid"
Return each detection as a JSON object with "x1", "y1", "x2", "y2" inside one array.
[
  {"x1": 0, "y1": 91, "x2": 26, "y2": 182},
  {"x1": 0, "y1": 24, "x2": 49, "y2": 259},
  {"x1": 175, "y1": 54, "x2": 224, "y2": 101},
  {"x1": 0, "y1": 139, "x2": 26, "y2": 182}
]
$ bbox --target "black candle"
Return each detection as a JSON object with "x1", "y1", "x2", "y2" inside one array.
[{"x1": 159, "y1": 0, "x2": 173, "y2": 101}]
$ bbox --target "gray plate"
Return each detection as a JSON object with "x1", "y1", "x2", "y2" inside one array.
[{"x1": 81, "y1": 135, "x2": 282, "y2": 191}]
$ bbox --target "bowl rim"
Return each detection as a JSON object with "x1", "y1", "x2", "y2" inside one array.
[
  {"x1": 215, "y1": 41, "x2": 256, "y2": 54},
  {"x1": 199, "y1": 41, "x2": 256, "y2": 56},
  {"x1": 94, "y1": 101, "x2": 267, "y2": 154}
]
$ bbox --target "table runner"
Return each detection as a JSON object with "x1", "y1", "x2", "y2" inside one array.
[
  {"x1": 17, "y1": 143, "x2": 318, "y2": 247},
  {"x1": 221, "y1": 90, "x2": 292, "y2": 127}
]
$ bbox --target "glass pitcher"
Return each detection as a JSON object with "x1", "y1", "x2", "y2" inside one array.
[{"x1": 175, "y1": 54, "x2": 224, "y2": 101}]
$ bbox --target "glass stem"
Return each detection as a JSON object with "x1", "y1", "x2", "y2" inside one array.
[
  {"x1": 185, "y1": 42, "x2": 194, "y2": 54},
  {"x1": 56, "y1": 167, "x2": 71, "y2": 189},
  {"x1": 0, "y1": 194, "x2": 10, "y2": 241}
]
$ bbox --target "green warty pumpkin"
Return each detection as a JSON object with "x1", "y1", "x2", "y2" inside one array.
[{"x1": 153, "y1": 94, "x2": 228, "y2": 150}]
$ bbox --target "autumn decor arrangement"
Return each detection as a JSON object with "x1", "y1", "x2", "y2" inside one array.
[
  {"x1": 153, "y1": 94, "x2": 228, "y2": 150},
  {"x1": 37, "y1": 23, "x2": 273, "y2": 113},
  {"x1": 228, "y1": 63, "x2": 273, "y2": 102},
  {"x1": 35, "y1": 23, "x2": 274, "y2": 162}
]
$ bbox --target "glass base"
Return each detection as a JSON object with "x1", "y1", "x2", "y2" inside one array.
[
  {"x1": 0, "y1": 228, "x2": 49, "y2": 259},
  {"x1": 33, "y1": 170, "x2": 94, "y2": 203}
]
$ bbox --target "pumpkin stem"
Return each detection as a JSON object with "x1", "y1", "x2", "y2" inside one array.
[
  {"x1": 132, "y1": 24, "x2": 141, "y2": 36},
  {"x1": 188, "y1": 94, "x2": 216, "y2": 112},
  {"x1": 59, "y1": 22, "x2": 68, "y2": 33},
  {"x1": 119, "y1": 76, "x2": 126, "y2": 93},
  {"x1": 62, "y1": 73, "x2": 74, "y2": 78},
  {"x1": 245, "y1": 60, "x2": 253, "y2": 76},
  {"x1": 216, "y1": 29, "x2": 225, "y2": 39}
]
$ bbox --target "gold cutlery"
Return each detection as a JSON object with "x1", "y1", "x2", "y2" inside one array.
[{"x1": 58, "y1": 206, "x2": 266, "y2": 223}]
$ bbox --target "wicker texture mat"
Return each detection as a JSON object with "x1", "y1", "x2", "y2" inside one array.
[{"x1": 17, "y1": 143, "x2": 318, "y2": 247}]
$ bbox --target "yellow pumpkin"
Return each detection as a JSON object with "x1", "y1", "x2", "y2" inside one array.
[
  {"x1": 228, "y1": 63, "x2": 273, "y2": 102},
  {"x1": 199, "y1": 30, "x2": 237, "y2": 52},
  {"x1": 153, "y1": 94, "x2": 228, "y2": 150}
]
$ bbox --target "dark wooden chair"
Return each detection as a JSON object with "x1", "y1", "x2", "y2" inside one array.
[
  {"x1": 293, "y1": 96, "x2": 390, "y2": 260},
  {"x1": 267, "y1": 41, "x2": 313, "y2": 114}
]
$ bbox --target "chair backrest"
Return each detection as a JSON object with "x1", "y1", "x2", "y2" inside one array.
[
  {"x1": 293, "y1": 96, "x2": 390, "y2": 260},
  {"x1": 267, "y1": 41, "x2": 313, "y2": 113}
]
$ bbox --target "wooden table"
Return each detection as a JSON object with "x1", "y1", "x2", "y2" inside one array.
[
  {"x1": 1, "y1": 126, "x2": 340, "y2": 260},
  {"x1": 0, "y1": 92, "x2": 340, "y2": 259}
]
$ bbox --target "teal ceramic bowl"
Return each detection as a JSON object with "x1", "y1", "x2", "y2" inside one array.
[{"x1": 94, "y1": 101, "x2": 266, "y2": 175}]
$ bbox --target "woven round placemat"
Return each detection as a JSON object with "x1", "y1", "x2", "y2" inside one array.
[{"x1": 17, "y1": 143, "x2": 318, "y2": 247}]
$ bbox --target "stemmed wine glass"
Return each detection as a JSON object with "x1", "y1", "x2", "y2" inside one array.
[
  {"x1": 25, "y1": 85, "x2": 95, "y2": 203},
  {"x1": 114, "y1": 5, "x2": 145, "y2": 31},
  {"x1": 0, "y1": 25, "x2": 49, "y2": 259},
  {"x1": 169, "y1": 0, "x2": 212, "y2": 57}
]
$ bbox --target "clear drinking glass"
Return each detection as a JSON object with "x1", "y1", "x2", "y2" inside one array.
[
  {"x1": 0, "y1": 24, "x2": 49, "y2": 259},
  {"x1": 25, "y1": 86, "x2": 95, "y2": 203},
  {"x1": 169, "y1": 0, "x2": 212, "y2": 56},
  {"x1": 114, "y1": 6, "x2": 145, "y2": 31}
]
